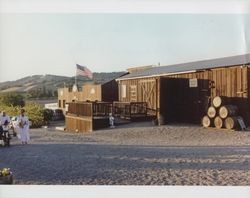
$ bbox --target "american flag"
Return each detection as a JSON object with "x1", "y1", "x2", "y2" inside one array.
[{"x1": 76, "y1": 64, "x2": 93, "y2": 79}]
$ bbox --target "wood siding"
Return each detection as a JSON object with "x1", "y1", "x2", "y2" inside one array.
[
  {"x1": 118, "y1": 65, "x2": 250, "y2": 124},
  {"x1": 58, "y1": 80, "x2": 119, "y2": 112},
  {"x1": 65, "y1": 102, "x2": 112, "y2": 133},
  {"x1": 167, "y1": 66, "x2": 248, "y2": 98},
  {"x1": 65, "y1": 115, "x2": 93, "y2": 133},
  {"x1": 118, "y1": 78, "x2": 157, "y2": 111}
]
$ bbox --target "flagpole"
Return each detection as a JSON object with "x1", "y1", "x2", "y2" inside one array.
[
  {"x1": 75, "y1": 69, "x2": 77, "y2": 86},
  {"x1": 75, "y1": 63, "x2": 77, "y2": 87}
]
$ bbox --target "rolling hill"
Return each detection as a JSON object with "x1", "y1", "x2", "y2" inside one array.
[{"x1": 0, "y1": 72, "x2": 126, "y2": 98}]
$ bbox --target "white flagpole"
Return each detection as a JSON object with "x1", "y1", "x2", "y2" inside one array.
[
  {"x1": 72, "y1": 62, "x2": 78, "y2": 93},
  {"x1": 75, "y1": 62, "x2": 77, "y2": 87}
]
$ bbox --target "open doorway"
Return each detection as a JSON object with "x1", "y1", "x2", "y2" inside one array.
[{"x1": 160, "y1": 77, "x2": 210, "y2": 124}]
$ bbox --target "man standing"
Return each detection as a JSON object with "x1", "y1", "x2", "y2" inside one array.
[{"x1": 17, "y1": 109, "x2": 30, "y2": 145}]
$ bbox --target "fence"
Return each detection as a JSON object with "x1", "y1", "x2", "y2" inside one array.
[
  {"x1": 113, "y1": 101, "x2": 148, "y2": 120},
  {"x1": 67, "y1": 101, "x2": 113, "y2": 117},
  {"x1": 65, "y1": 101, "x2": 113, "y2": 133}
]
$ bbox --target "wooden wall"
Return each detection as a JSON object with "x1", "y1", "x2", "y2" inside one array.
[
  {"x1": 65, "y1": 102, "x2": 112, "y2": 133},
  {"x1": 82, "y1": 84, "x2": 102, "y2": 101},
  {"x1": 58, "y1": 84, "x2": 101, "y2": 103},
  {"x1": 58, "y1": 80, "x2": 119, "y2": 113},
  {"x1": 118, "y1": 65, "x2": 250, "y2": 123},
  {"x1": 65, "y1": 115, "x2": 93, "y2": 133},
  {"x1": 170, "y1": 66, "x2": 248, "y2": 98},
  {"x1": 101, "y1": 79, "x2": 119, "y2": 102},
  {"x1": 118, "y1": 78, "x2": 157, "y2": 111}
]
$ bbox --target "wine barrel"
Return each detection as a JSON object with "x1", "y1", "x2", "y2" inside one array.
[
  {"x1": 214, "y1": 116, "x2": 223, "y2": 129},
  {"x1": 212, "y1": 96, "x2": 228, "y2": 108},
  {"x1": 225, "y1": 116, "x2": 242, "y2": 130},
  {"x1": 202, "y1": 115, "x2": 212, "y2": 128},
  {"x1": 219, "y1": 105, "x2": 238, "y2": 119},
  {"x1": 207, "y1": 106, "x2": 216, "y2": 118}
]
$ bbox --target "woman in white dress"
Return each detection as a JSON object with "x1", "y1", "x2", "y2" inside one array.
[{"x1": 17, "y1": 109, "x2": 30, "y2": 144}]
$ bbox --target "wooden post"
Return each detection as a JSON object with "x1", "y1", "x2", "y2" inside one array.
[
  {"x1": 129, "y1": 103, "x2": 132, "y2": 119},
  {"x1": 156, "y1": 77, "x2": 161, "y2": 123}
]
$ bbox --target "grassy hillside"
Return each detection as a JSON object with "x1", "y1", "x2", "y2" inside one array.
[{"x1": 0, "y1": 72, "x2": 126, "y2": 99}]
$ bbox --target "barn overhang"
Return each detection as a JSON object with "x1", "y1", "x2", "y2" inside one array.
[{"x1": 116, "y1": 70, "x2": 197, "y2": 81}]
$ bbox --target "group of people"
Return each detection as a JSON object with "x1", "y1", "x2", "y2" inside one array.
[{"x1": 0, "y1": 109, "x2": 30, "y2": 145}]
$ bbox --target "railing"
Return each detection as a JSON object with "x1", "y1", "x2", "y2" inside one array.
[
  {"x1": 67, "y1": 100, "x2": 152, "y2": 121},
  {"x1": 92, "y1": 102, "x2": 113, "y2": 117},
  {"x1": 66, "y1": 101, "x2": 112, "y2": 117},
  {"x1": 66, "y1": 101, "x2": 151, "y2": 132},
  {"x1": 67, "y1": 102, "x2": 92, "y2": 117},
  {"x1": 113, "y1": 101, "x2": 148, "y2": 119}
]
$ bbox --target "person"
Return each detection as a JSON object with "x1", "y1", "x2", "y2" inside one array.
[
  {"x1": 109, "y1": 113, "x2": 115, "y2": 128},
  {"x1": 0, "y1": 110, "x2": 3, "y2": 133},
  {"x1": 0, "y1": 111, "x2": 11, "y2": 146},
  {"x1": 0, "y1": 111, "x2": 11, "y2": 131},
  {"x1": 17, "y1": 109, "x2": 30, "y2": 145}
]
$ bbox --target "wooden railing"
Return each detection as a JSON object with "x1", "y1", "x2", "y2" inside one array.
[
  {"x1": 67, "y1": 101, "x2": 112, "y2": 117},
  {"x1": 66, "y1": 101, "x2": 152, "y2": 132},
  {"x1": 113, "y1": 101, "x2": 148, "y2": 119},
  {"x1": 67, "y1": 102, "x2": 92, "y2": 117},
  {"x1": 92, "y1": 102, "x2": 113, "y2": 117}
]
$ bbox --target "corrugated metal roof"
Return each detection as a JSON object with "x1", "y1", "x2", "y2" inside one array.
[{"x1": 117, "y1": 53, "x2": 250, "y2": 81}]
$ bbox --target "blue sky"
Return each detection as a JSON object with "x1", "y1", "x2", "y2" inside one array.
[{"x1": 0, "y1": 13, "x2": 249, "y2": 82}]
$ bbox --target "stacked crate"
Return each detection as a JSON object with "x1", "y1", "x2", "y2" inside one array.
[{"x1": 202, "y1": 96, "x2": 246, "y2": 130}]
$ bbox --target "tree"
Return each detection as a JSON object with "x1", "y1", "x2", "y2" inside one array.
[
  {"x1": 25, "y1": 102, "x2": 44, "y2": 128},
  {"x1": 0, "y1": 93, "x2": 25, "y2": 106}
]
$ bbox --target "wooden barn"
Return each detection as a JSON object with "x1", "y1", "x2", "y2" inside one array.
[
  {"x1": 116, "y1": 54, "x2": 250, "y2": 125},
  {"x1": 58, "y1": 79, "x2": 118, "y2": 112}
]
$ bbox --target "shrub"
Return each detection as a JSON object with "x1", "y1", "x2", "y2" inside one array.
[
  {"x1": 25, "y1": 102, "x2": 44, "y2": 128},
  {"x1": 0, "y1": 101, "x2": 56, "y2": 128},
  {"x1": 0, "y1": 93, "x2": 25, "y2": 107}
]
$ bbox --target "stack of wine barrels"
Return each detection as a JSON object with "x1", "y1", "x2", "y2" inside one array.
[{"x1": 202, "y1": 96, "x2": 245, "y2": 130}]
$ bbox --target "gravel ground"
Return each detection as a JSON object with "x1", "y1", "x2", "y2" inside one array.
[{"x1": 0, "y1": 121, "x2": 250, "y2": 185}]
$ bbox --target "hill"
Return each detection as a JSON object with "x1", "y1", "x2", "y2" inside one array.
[{"x1": 0, "y1": 72, "x2": 126, "y2": 99}]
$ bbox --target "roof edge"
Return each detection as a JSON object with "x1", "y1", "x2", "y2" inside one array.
[{"x1": 116, "y1": 70, "x2": 197, "y2": 81}]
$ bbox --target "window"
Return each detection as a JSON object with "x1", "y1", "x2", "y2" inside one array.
[
  {"x1": 63, "y1": 100, "x2": 66, "y2": 108},
  {"x1": 58, "y1": 100, "x2": 61, "y2": 108},
  {"x1": 130, "y1": 85, "x2": 137, "y2": 102},
  {"x1": 121, "y1": 85, "x2": 126, "y2": 98}
]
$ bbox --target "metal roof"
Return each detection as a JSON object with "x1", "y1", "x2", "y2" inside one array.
[{"x1": 117, "y1": 53, "x2": 250, "y2": 81}]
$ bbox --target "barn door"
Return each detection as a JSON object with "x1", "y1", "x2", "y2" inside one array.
[
  {"x1": 139, "y1": 79, "x2": 156, "y2": 111},
  {"x1": 161, "y1": 78, "x2": 210, "y2": 123}
]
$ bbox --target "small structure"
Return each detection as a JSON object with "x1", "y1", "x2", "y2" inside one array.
[
  {"x1": 60, "y1": 73, "x2": 129, "y2": 132},
  {"x1": 116, "y1": 53, "x2": 250, "y2": 125},
  {"x1": 58, "y1": 79, "x2": 118, "y2": 113},
  {"x1": 65, "y1": 101, "x2": 112, "y2": 132}
]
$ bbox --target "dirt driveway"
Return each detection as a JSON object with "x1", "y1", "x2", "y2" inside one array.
[{"x1": 0, "y1": 122, "x2": 250, "y2": 185}]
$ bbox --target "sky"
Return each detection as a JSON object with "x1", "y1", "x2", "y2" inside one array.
[{"x1": 0, "y1": 0, "x2": 250, "y2": 82}]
